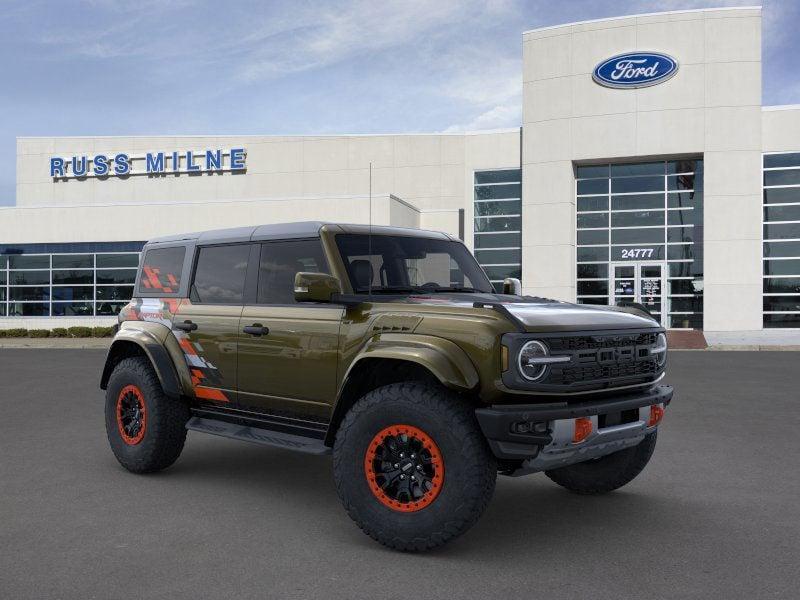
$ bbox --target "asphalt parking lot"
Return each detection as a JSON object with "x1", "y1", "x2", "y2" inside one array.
[{"x1": 1, "y1": 349, "x2": 798, "y2": 599}]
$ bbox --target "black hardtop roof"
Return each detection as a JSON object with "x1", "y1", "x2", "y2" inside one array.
[{"x1": 144, "y1": 222, "x2": 455, "y2": 247}]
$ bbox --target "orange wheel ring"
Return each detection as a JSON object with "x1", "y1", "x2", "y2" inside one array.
[
  {"x1": 116, "y1": 384, "x2": 147, "y2": 445},
  {"x1": 364, "y1": 424, "x2": 444, "y2": 512}
]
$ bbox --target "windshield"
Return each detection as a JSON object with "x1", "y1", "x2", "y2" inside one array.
[{"x1": 335, "y1": 234, "x2": 494, "y2": 294}]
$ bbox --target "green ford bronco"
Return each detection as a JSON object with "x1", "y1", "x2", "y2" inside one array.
[{"x1": 101, "y1": 222, "x2": 672, "y2": 551}]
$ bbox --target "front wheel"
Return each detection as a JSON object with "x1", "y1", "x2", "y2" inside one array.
[
  {"x1": 545, "y1": 431, "x2": 658, "y2": 495},
  {"x1": 104, "y1": 356, "x2": 190, "y2": 474},
  {"x1": 333, "y1": 383, "x2": 496, "y2": 551}
]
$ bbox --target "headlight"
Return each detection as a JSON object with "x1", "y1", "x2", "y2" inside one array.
[
  {"x1": 517, "y1": 340, "x2": 564, "y2": 381},
  {"x1": 650, "y1": 332, "x2": 667, "y2": 367}
]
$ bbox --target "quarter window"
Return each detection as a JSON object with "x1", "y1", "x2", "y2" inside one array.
[
  {"x1": 138, "y1": 247, "x2": 185, "y2": 295},
  {"x1": 257, "y1": 240, "x2": 328, "y2": 304},
  {"x1": 191, "y1": 245, "x2": 250, "y2": 304}
]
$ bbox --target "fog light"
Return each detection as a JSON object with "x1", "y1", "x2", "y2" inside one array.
[
  {"x1": 511, "y1": 421, "x2": 548, "y2": 435},
  {"x1": 648, "y1": 404, "x2": 665, "y2": 427},
  {"x1": 573, "y1": 417, "x2": 593, "y2": 443}
]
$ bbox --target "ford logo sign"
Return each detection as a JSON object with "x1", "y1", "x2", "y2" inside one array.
[{"x1": 593, "y1": 52, "x2": 678, "y2": 89}]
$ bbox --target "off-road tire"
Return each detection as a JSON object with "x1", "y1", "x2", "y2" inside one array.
[
  {"x1": 333, "y1": 382, "x2": 496, "y2": 552},
  {"x1": 105, "y1": 356, "x2": 190, "y2": 473},
  {"x1": 545, "y1": 431, "x2": 658, "y2": 495}
]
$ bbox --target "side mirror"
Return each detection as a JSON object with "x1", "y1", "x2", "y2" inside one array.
[
  {"x1": 294, "y1": 272, "x2": 342, "y2": 303},
  {"x1": 502, "y1": 277, "x2": 522, "y2": 296}
]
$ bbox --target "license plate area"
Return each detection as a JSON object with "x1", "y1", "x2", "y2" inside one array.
[{"x1": 598, "y1": 408, "x2": 640, "y2": 429}]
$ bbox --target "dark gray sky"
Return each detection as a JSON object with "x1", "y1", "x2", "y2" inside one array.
[{"x1": 1, "y1": 0, "x2": 798, "y2": 206}]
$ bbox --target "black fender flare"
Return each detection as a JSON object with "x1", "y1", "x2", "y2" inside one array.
[{"x1": 100, "y1": 327, "x2": 183, "y2": 400}]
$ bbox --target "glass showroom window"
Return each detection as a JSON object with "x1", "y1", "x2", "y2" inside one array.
[
  {"x1": 1, "y1": 252, "x2": 140, "y2": 317},
  {"x1": 575, "y1": 159, "x2": 704, "y2": 329},
  {"x1": 763, "y1": 152, "x2": 800, "y2": 328},
  {"x1": 474, "y1": 169, "x2": 522, "y2": 292}
]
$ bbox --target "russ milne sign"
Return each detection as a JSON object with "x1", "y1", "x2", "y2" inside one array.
[
  {"x1": 50, "y1": 148, "x2": 246, "y2": 179},
  {"x1": 592, "y1": 52, "x2": 678, "y2": 89}
]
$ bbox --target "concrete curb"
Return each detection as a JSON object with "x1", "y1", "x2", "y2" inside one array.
[{"x1": 0, "y1": 339, "x2": 112, "y2": 349}]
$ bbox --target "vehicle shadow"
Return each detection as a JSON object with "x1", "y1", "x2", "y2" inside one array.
[{"x1": 159, "y1": 435, "x2": 687, "y2": 559}]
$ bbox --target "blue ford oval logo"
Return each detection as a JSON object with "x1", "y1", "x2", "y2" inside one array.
[{"x1": 593, "y1": 52, "x2": 678, "y2": 89}]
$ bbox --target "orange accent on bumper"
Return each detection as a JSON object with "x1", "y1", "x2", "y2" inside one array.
[
  {"x1": 573, "y1": 417, "x2": 593, "y2": 443},
  {"x1": 648, "y1": 404, "x2": 665, "y2": 427}
]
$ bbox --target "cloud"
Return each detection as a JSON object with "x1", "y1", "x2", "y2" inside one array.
[
  {"x1": 234, "y1": 0, "x2": 482, "y2": 82},
  {"x1": 442, "y1": 103, "x2": 521, "y2": 132}
]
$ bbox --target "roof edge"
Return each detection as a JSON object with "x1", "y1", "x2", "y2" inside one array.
[
  {"x1": 522, "y1": 5, "x2": 761, "y2": 36},
  {"x1": 15, "y1": 128, "x2": 520, "y2": 141},
  {"x1": 763, "y1": 104, "x2": 800, "y2": 112}
]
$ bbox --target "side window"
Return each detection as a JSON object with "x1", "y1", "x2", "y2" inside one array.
[
  {"x1": 137, "y1": 246, "x2": 186, "y2": 295},
  {"x1": 258, "y1": 239, "x2": 329, "y2": 304},
  {"x1": 191, "y1": 244, "x2": 250, "y2": 304}
]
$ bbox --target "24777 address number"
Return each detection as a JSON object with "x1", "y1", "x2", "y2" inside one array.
[{"x1": 619, "y1": 247, "x2": 656, "y2": 259}]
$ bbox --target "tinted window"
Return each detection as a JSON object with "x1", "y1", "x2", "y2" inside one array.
[
  {"x1": 137, "y1": 246, "x2": 185, "y2": 295},
  {"x1": 9, "y1": 255, "x2": 49, "y2": 269},
  {"x1": 257, "y1": 240, "x2": 328, "y2": 304},
  {"x1": 97, "y1": 253, "x2": 140, "y2": 268},
  {"x1": 191, "y1": 244, "x2": 250, "y2": 304},
  {"x1": 52, "y1": 254, "x2": 93, "y2": 268}
]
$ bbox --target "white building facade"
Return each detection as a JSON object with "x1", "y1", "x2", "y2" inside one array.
[{"x1": 2, "y1": 6, "x2": 799, "y2": 338}]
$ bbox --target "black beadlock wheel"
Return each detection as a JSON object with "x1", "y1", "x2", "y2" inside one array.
[
  {"x1": 105, "y1": 356, "x2": 190, "y2": 474},
  {"x1": 545, "y1": 431, "x2": 658, "y2": 495},
  {"x1": 333, "y1": 382, "x2": 497, "y2": 552}
]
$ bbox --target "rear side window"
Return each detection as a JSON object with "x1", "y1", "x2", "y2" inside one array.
[
  {"x1": 137, "y1": 246, "x2": 186, "y2": 295},
  {"x1": 191, "y1": 244, "x2": 250, "y2": 304},
  {"x1": 258, "y1": 240, "x2": 328, "y2": 304}
]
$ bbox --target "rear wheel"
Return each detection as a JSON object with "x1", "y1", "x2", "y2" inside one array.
[
  {"x1": 333, "y1": 382, "x2": 496, "y2": 551},
  {"x1": 545, "y1": 431, "x2": 658, "y2": 494},
  {"x1": 104, "y1": 356, "x2": 190, "y2": 473}
]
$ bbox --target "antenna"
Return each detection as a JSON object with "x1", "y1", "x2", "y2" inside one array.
[{"x1": 368, "y1": 161, "x2": 373, "y2": 300}]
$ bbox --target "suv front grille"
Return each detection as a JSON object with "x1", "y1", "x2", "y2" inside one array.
[
  {"x1": 547, "y1": 332, "x2": 658, "y2": 352},
  {"x1": 549, "y1": 357, "x2": 659, "y2": 386},
  {"x1": 543, "y1": 332, "x2": 661, "y2": 388},
  {"x1": 502, "y1": 330, "x2": 665, "y2": 393}
]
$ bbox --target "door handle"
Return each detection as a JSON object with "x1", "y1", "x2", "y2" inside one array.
[
  {"x1": 175, "y1": 320, "x2": 198, "y2": 332},
  {"x1": 243, "y1": 323, "x2": 269, "y2": 336}
]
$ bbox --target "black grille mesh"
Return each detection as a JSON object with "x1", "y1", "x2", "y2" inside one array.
[
  {"x1": 543, "y1": 333, "x2": 661, "y2": 387},
  {"x1": 547, "y1": 332, "x2": 658, "y2": 352},
  {"x1": 550, "y1": 359, "x2": 659, "y2": 386}
]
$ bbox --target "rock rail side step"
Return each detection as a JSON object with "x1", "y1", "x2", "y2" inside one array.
[{"x1": 186, "y1": 416, "x2": 331, "y2": 455}]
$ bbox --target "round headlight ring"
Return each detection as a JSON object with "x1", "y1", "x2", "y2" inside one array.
[
  {"x1": 654, "y1": 333, "x2": 668, "y2": 367},
  {"x1": 518, "y1": 340, "x2": 550, "y2": 382}
]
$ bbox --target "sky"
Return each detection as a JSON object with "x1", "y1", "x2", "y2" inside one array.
[{"x1": 1, "y1": 0, "x2": 799, "y2": 206}]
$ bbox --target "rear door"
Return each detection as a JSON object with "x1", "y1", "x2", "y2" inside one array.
[
  {"x1": 172, "y1": 243, "x2": 253, "y2": 405},
  {"x1": 236, "y1": 238, "x2": 343, "y2": 420}
]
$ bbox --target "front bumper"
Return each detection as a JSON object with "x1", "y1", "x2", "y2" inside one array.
[{"x1": 475, "y1": 384, "x2": 673, "y2": 475}]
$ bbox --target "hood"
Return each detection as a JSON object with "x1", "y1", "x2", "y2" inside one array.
[
  {"x1": 502, "y1": 302, "x2": 658, "y2": 332},
  {"x1": 393, "y1": 293, "x2": 659, "y2": 332}
]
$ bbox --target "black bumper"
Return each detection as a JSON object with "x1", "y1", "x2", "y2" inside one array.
[{"x1": 475, "y1": 384, "x2": 673, "y2": 459}]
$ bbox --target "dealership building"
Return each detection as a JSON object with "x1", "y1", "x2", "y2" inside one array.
[{"x1": 2, "y1": 6, "x2": 799, "y2": 341}]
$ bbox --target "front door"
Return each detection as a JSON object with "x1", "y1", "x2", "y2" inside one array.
[
  {"x1": 236, "y1": 239, "x2": 343, "y2": 420},
  {"x1": 610, "y1": 262, "x2": 666, "y2": 326}
]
